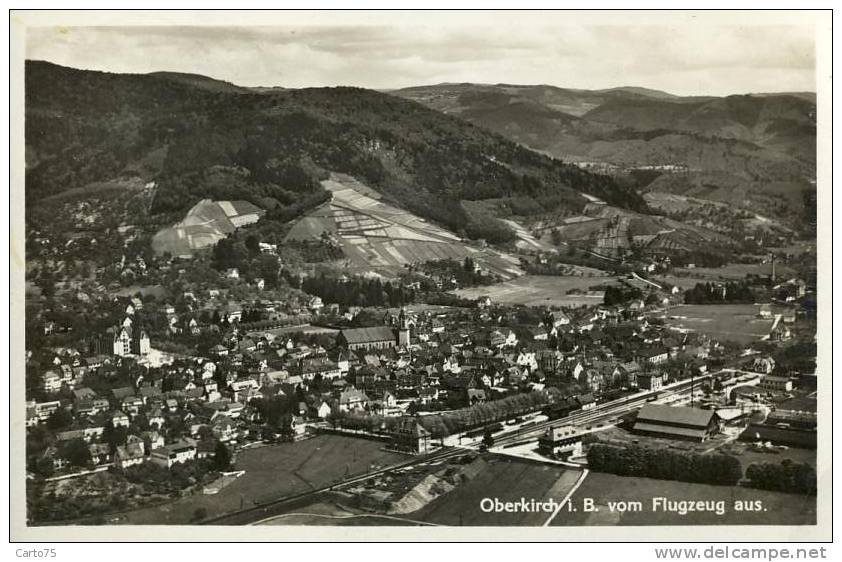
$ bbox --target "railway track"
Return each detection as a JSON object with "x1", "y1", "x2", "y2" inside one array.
[
  {"x1": 202, "y1": 375, "x2": 711, "y2": 525},
  {"x1": 201, "y1": 445, "x2": 465, "y2": 525},
  {"x1": 491, "y1": 375, "x2": 711, "y2": 446}
]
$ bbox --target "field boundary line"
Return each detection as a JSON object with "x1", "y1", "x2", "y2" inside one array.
[
  {"x1": 542, "y1": 468, "x2": 589, "y2": 527},
  {"x1": 252, "y1": 511, "x2": 441, "y2": 526}
]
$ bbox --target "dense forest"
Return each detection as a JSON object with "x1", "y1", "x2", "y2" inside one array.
[
  {"x1": 25, "y1": 61, "x2": 648, "y2": 241},
  {"x1": 301, "y1": 274, "x2": 416, "y2": 308},
  {"x1": 603, "y1": 285, "x2": 646, "y2": 306}
]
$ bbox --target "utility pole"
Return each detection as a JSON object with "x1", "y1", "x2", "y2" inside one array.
[{"x1": 688, "y1": 361, "x2": 694, "y2": 408}]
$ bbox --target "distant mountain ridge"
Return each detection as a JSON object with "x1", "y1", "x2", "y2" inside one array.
[
  {"x1": 25, "y1": 60, "x2": 649, "y2": 243},
  {"x1": 392, "y1": 82, "x2": 816, "y2": 230}
]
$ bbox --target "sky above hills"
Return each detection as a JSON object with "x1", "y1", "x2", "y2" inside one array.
[{"x1": 25, "y1": 12, "x2": 817, "y2": 97}]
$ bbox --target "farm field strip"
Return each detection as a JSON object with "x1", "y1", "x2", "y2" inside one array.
[{"x1": 287, "y1": 173, "x2": 522, "y2": 279}]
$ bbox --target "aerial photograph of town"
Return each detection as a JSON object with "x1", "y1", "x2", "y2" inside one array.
[{"x1": 12, "y1": 10, "x2": 827, "y2": 541}]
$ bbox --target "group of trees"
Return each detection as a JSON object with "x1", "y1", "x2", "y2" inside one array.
[
  {"x1": 418, "y1": 391, "x2": 551, "y2": 439},
  {"x1": 249, "y1": 394, "x2": 305, "y2": 429},
  {"x1": 418, "y1": 258, "x2": 496, "y2": 288},
  {"x1": 772, "y1": 341, "x2": 817, "y2": 375},
  {"x1": 670, "y1": 251, "x2": 732, "y2": 269},
  {"x1": 525, "y1": 247, "x2": 630, "y2": 276},
  {"x1": 335, "y1": 391, "x2": 550, "y2": 439},
  {"x1": 603, "y1": 285, "x2": 645, "y2": 306},
  {"x1": 683, "y1": 281, "x2": 756, "y2": 304},
  {"x1": 121, "y1": 456, "x2": 218, "y2": 497},
  {"x1": 301, "y1": 274, "x2": 416, "y2": 308},
  {"x1": 211, "y1": 237, "x2": 281, "y2": 287},
  {"x1": 587, "y1": 442, "x2": 743, "y2": 486},
  {"x1": 745, "y1": 460, "x2": 817, "y2": 495},
  {"x1": 462, "y1": 219, "x2": 517, "y2": 245}
]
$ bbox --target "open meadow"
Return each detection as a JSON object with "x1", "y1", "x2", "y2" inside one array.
[
  {"x1": 260, "y1": 454, "x2": 582, "y2": 526},
  {"x1": 454, "y1": 275, "x2": 609, "y2": 307},
  {"x1": 655, "y1": 304, "x2": 784, "y2": 344},
  {"x1": 664, "y1": 262, "x2": 795, "y2": 285},
  {"x1": 552, "y1": 472, "x2": 816, "y2": 526},
  {"x1": 117, "y1": 434, "x2": 405, "y2": 525}
]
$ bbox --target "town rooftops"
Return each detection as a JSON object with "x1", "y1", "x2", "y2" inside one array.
[
  {"x1": 301, "y1": 356, "x2": 339, "y2": 372},
  {"x1": 339, "y1": 388, "x2": 369, "y2": 404},
  {"x1": 112, "y1": 386, "x2": 135, "y2": 400},
  {"x1": 158, "y1": 440, "x2": 197, "y2": 456},
  {"x1": 73, "y1": 387, "x2": 97, "y2": 401}
]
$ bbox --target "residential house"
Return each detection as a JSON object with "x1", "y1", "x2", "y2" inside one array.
[
  {"x1": 300, "y1": 357, "x2": 342, "y2": 381},
  {"x1": 41, "y1": 371, "x2": 62, "y2": 393},
  {"x1": 338, "y1": 388, "x2": 369, "y2": 413},
  {"x1": 637, "y1": 372, "x2": 665, "y2": 391},
  {"x1": 390, "y1": 417, "x2": 431, "y2": 454},
  {"x1": 88, "y1": 443, "x2": 112, "y2": 465},
  {"x1": 110, "y1": 410, "x2": 131, "y2": 428},
  {"x1": 759, "y1": 374, "x2": 794, "y2": 392},
  {"x1": 752, "y1": 357, "x2": 776, "y2": 375},
  {"x1": 150, "y1": 441, "x2": 197, "y2": 468},
  {"x1": 309, "y1": 400, "x2": 333, "y2": 420},
  {"x1": 114, "y1": 441, "x2": 146, "y2": 468},
  {"x1": 538, "y1": 425, "x2": 583, "y2": 459}
]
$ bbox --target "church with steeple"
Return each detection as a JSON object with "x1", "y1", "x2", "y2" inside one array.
[
  {"x1": 337, "y1": 307, "x2": 412, "y2": 351},
  {"x1": 397, "y1": 307, "x2": 411, "y2": 347}
]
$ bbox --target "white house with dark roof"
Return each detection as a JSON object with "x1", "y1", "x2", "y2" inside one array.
[
  {"x1": 150, "y1": 440, "x2": 197, "y2": 468},
  {"x1": 338, "y1": 388, "x2": 369, "y2": 412}
]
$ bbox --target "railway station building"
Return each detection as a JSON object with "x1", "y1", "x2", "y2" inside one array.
[
  {"x1": 390, "y1": 416, "x2": 431, "y2": 455},
  {"x1": 538, "y1": 425, "x2": 583, "y2": 459},
  {"x1": 633, "y1": 404, "x2": 721, "y2": 442}
]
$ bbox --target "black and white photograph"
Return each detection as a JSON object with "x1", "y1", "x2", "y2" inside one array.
[{"x1": 8, "y1": 8, "x2": 832, "y2": 544}]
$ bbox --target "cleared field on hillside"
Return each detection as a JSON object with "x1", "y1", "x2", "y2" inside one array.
[
  {"x1": 285, "y1": 173, "x2": 523, "y2": 280},
  {"x1": 454, "y1": 275, "x2": 608, "y2": 307},
  {"x1": 534, "y1": 202, "x2": 734, "y2": 258},
  {"x1": 118, "y1": 435, "x2": 405, "y2": 525},
  {"x1": 408, "y1": 455, "x2": 582, "y2": 526},
  {"x1": 552, "y1": 472, "x2": 815, "y2": 526},
  {"x1": 655, "y1": 304, "x2": 782, "y2": 344}
]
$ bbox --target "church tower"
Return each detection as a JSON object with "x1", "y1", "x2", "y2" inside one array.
[{"x1": 397, "y1": 307, "x2": 411, "y2": 347}]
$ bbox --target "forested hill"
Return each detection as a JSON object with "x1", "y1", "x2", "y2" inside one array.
[
  {"x1": 392, "y1": 83, "x2": 816, "y2": 230},
  {"x1": 25, "y1": 60, "x2": 648, "y2": 237}
]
